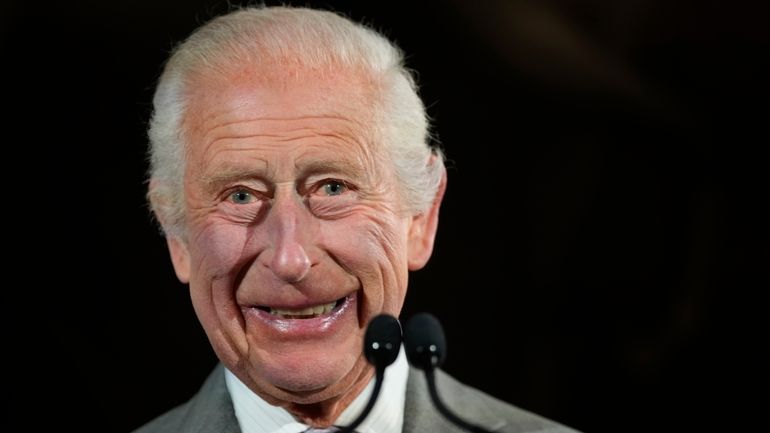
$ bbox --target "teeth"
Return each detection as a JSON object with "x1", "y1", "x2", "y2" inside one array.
[{"x1": 269, "y1": 301, "x2": 337, "y2": 318}]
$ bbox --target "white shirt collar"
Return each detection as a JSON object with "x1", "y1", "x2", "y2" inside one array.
[{"x1": 225, "y1": 347, "x2": 409, "y2": 433}]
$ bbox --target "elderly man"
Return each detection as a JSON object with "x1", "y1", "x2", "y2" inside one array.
[{"x1": 137, "y1": 6, "x2": 578, "y2": 433}]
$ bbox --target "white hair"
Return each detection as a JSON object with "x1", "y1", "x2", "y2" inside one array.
[{"x1": 147, "y1": 6, "x2": 444, "y2": 237}]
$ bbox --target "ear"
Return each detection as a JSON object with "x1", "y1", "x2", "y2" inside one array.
[
  {"x1": 407, "y1": 163, "x2": 447, "y2": 271},
  {"x1": 167, "y1": 236, "x2": 191, "y2": 283},
  {"x1": 148, "y1": 178, "x2": 191, "y2": 283}
]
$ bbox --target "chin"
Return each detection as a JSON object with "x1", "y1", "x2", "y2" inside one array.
[{"x1": 246, "y1": 348, "x2": 366, "y2": 403}]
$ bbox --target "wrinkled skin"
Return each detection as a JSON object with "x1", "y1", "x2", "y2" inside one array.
[{"x1": 154, "y1": 69, "x2": 445, "y2": 427}]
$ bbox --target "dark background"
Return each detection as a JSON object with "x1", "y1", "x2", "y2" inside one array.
[{"x1": 4, "y1": 1, "x2": 767, "y2": 432}]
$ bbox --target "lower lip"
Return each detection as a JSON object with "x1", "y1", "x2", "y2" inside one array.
[{"x1": 241, "y1": 292, "x2": 358, "y2": 338}]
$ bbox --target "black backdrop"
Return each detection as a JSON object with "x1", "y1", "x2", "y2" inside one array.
[{"x1": 4, "y1": 1, "x2": 767, "y2": 432}]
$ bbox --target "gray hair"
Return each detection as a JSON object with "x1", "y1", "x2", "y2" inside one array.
[{"x1": 147, "y1": 6, "x2": 444, "y2": 237}]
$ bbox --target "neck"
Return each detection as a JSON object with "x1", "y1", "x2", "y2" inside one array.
[{"x1": 287, "y1": 367, "x2": 375, "y2": 427}]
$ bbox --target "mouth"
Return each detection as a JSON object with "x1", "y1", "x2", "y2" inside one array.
[{"x1": 255, "y1": 296, "x2": 348, "y2": 320}]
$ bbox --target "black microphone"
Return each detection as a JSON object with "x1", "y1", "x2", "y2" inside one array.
[
  {"x1": 336, "y1": 314, "x2": 402, "y2": 433},
  {"x1": 404, "y1": 313, "x2": 494, "y2": 433}
]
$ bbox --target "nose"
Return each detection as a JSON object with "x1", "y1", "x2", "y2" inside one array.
[{"x1": 262, "y1": 191, "x2": 314, "y2": 283}]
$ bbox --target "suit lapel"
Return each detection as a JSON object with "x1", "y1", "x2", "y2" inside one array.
[{"x1": 182, "y1": 364, "x2": 241, "y2": 433}]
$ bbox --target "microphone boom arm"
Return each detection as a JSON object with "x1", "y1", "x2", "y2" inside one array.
[
  {"x1": 336, "y1": 314, "x2": 402, "y2": 433},
  {"x1": 424, "y1": 366, "x2": 494, "y2": 433},
  {"x1": 404, "y1": 312, "x2": 494, "y2": 433},
  {"x1": 335, "y1": 368, "x2": 384, "y2": 433}
]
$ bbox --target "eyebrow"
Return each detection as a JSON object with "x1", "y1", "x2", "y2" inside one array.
[
  {"x1": 199, "y1": 167, "x2": 266, "y2": 194},
  {"x1": 296, "y1": 159, "x2": 366, "y2": 180}
]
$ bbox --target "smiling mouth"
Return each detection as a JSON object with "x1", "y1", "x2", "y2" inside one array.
[{"x1": 256, "y1": 297, "x2": 347, "y2": 319}]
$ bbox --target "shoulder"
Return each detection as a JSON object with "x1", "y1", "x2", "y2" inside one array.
[
  {"x1": 404, "y1": 368, "x2": 581, "y2": 433},
  {"x1": 132, "y1": 403, "x2": 192, "y2": 433},
  {"x1": 131, "y1": 365, "x2": 240, "y2": 433}
]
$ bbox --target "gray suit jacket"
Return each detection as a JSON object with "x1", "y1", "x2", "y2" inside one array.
[{"x1": 134, "y1": 365, "x2": 580, "y2": 433}]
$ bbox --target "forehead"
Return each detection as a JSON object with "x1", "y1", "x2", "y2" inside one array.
[
  {"x1": 181, "y1": 67, "x2": 386, "y2": 180},
  {"x1": 186, "y1": 67, "x2": 377, "y2": 139}
]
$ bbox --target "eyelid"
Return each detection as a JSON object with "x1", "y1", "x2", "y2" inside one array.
[
  {"x1": 306, "y1": 178, "x2": 348, "y2": 196},
  {"x1": 315, "y1": 178, "x2": 354, "y2": 189}
]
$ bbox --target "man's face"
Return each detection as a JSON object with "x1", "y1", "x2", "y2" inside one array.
[{"x1": 165, "y1": 70, "x2": 435, "y2": 409}]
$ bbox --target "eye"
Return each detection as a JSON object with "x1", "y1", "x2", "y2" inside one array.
[
  {"x1": 321, "y1": 180, "x2": 348, "y2": 196},
  {"x1": 229, "y1": 189, "x2": 255, "y2": 204}
]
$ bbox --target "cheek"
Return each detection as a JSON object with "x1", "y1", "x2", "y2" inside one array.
[
  {"x1": 188, "y1": 220, "x2": 254, "y2": 281},
  {"x1": 320, "y1": 214, "x2": 410, "y2": 306},
  {"x1": 321, "y1": 217, "x2": 402, "y2": 264},
  {"x1": 184, "y1": 221, "x2": 255, "y2": 365}
]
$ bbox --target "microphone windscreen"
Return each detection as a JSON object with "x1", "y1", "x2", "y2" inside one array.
[
  {"x1": 404, "y1": 313, "x2": 447, "y2": 370},
  {"x1": 364, "y1": 314, "x2": 402, "y2": 368}
]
